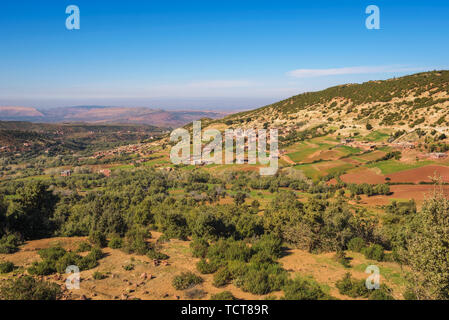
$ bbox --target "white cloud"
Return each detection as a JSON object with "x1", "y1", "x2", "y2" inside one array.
[{"x1": 287, "y1": 66, "x2": 425, "y2": 78}]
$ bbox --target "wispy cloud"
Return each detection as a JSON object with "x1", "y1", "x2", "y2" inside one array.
[{"x1": 287, "y1": 66, "x2": 426, "y2": 78}]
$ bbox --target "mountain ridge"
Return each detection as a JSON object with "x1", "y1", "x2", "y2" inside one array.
[
  {"x1": 217, "y1": 70, "x2": 449, "y2": 133},
  {"x1": 0, "y1": 105, "x2": 228, "y2": 128}
]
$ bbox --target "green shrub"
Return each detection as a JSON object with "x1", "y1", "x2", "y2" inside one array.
[
  {"x1": 207, "y1": 239, "x2": 252, "y2": 262},
  {"x1": 213, "y1": 267, "x2": 232, "y2": 288},
  {"x1": 88, "y1": 231, "x2": 107, "y2": 248},
  {"x1": 108, "y1": 237, "x2": 123, "y2": 249},
  {"x1": 0, "y1": 261, "x2": 15, "y2": 273},
  {"x1": 0, "y1": 276, "x2": 61, "y2": 300},
  {"x1": 93, "y1": 271, "x2": 107, "y2": 280},
  {"x1": 282, "y1": 276, "x2": 331, "y2": 300},
  {"x1": 123, "y1": 263, "x2": 135, "y2": 271},
  {"x1": 0, "y1": 235, "x2": 22, "y2": 254},
  {"x1": 55, "y1": 252, "x2": 82, "y2": 274},
  {"x1": 190, "y1": 238, "x2": 209, "y2": 258},
  {"x1": 196, "y1": 259, "x2": 219, "y2": 274},
  {"x1": 210, "y1": 291, "x2": 237, "y2": 300},
  {"x1": 252, "y1": 234, "x2": 283, "y2": 259},
  {"x1": 368, "y1": 286, "x2": 394, "y2": 300},
  {"x1": 335, "y1": 273, "x2": 369, "y2": 298},
  {"x1": 79, "y1": 254, "x2": 99, "y2": 270},
  {"x1": 37, "y1": 247, "x2": 66, "y2": 261},
  {"x1": 76, "y1": 242, "x2": 92, "y2": 252},
  {"x1": 172, "y1": 272, "x2": 203, "y2": 290},
  {"x1": 347, "y1": 237, "x2": 365, "y2": 252},
  {"x1": 122, "y1": 228, "x2": 151, "y2": 255},
  {"x1": 28, "y1": 260, "x2": 57, "y2": 276},
  {"x1": 238, "y1": 269, "x2": 271, "y2": 295},
  {"x1": 227, "y1": 260, "x2": 248, "y2": 279},
  {"x1": 147, "y1": 249, "x2": 169, "y2": 260},
  {"x1": 87, "y1": 247, "x2": 104, "y2": 261},
  {"x1": 362, "y1": 244, "x2": 385, "y2": 261}
]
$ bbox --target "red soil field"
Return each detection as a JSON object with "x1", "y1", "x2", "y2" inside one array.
[
  {"x1": 386, "y1": 165, "x2": 449, "y2": 183},
  {"x1": 340, "y1": 168, "x2": 385, "y2": 184},
  {"x1": 361, "y1": 185, "x2": 449, "y2": 207}
]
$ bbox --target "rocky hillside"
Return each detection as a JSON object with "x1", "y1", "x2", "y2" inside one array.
[{"x1": 219, "y1": 71, "x2": 449, "y2": 133}]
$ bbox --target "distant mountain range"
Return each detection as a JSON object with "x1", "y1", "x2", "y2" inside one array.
[{"x1": 0, "y1": 105, "x2": 228, "y2": 128}]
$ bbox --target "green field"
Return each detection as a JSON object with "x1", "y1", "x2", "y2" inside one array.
[
  {"x1": 367, "y1": 159, "x2": 434, "y2": 174},
  {"x1": 359, "y1": 130, "x2": 390, "y2": 142}
]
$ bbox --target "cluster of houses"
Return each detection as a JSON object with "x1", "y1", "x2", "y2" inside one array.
[{"x1": 60, "y1": 170, "x2": 72, "y2": 177}]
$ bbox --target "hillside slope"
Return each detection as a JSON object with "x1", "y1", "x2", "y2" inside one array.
[{"x1": 221, "y1": 71, "x2": 449, "y2": 133}]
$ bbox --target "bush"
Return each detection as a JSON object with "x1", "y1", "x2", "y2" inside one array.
[
  {"x1": 238, "y1": 269, "x2": 271, "y2": 295},
  {"x1": 76, "y1": 242, "x2": 92, "y2": 252},
  {"x1": 93, "y1": 271, "x2": 107, "y2": 280},
  {"x1": 282, "y1": 276, "x2": 331, "y2": 300},
  {"x1": 368, "y1": 286, "x2": 394, "y2": 300},
  {"x1": 335, "y1": 273, "x2": 368, "y2": 298},
  {"x1": 147, "y1": 249, "x2": 169, "y2": 260},
  {"x1": 227, "y1": 260, "x2": 248, "y2": 279},
  {"x1": 158, "y1": 212, "x2": 189, "y2": 240},
  {"x1": 88, "y1": 231, "x2": 107, "y2": 248},
  {"x1": 347, "y1": 237, "x2": 365, "y2": 252},
  {"x1": 196, "y1": 259, "x2": 219, "y2": 274},
  {"x1": 38, "y1": 246, "x2": 66, "y2": 261},
  {"x1": 252, "y1": 234, "x2": 283, "y2": 259},
  {"x1": 362, "y1": 244, "x2": 385, "y2": 261},
  {"x1": 28, "y1": 260, "x2": 57, "y2": 276},
  {"x1": 123, "y1": 263, "x2": 135, "y2": 271},
  {"x1": 172, "y1": 272, "x2": 203, "y2": 290},
  {"x1": 190, "y1": 238, "x2": 209, "y2": 258},
  {"x1": 87, "y1": 247, "x2": 104, "y2": 261},
  {"x1": 0, "y1": 261, "x2": 14, "y2": 273},
  {"x1": 213, "y1": 267, "x2": 232, "y2": 288},
  {"x1": 108, "y1": 237, "x2": 123, "y2": 249},
  {"x1": 207, "y1": 239, "x2": 252, "y2": 262},
  {"x1": 28, "y1": 245, "x2": 102, "y2": 275},
  {"x1": 0, "y1": 234, "x2": 22, "y2": 254},
  {"x1": 210, "y1": 291, "x2": 237, "y2": 300},
  {"x1": 0, "y1": 276, "x2": 61, "y2": 300},
  {"x1": 55, "y1": 252, "x2": 82, "y2": 273},
  {"x1": 122, "y1": 228, "x2": 151, "y2": 255}
]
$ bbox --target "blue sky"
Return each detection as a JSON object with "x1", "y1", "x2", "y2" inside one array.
[{"x1": 0, "y1": 0, "x2": 448, "y2": 110}]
